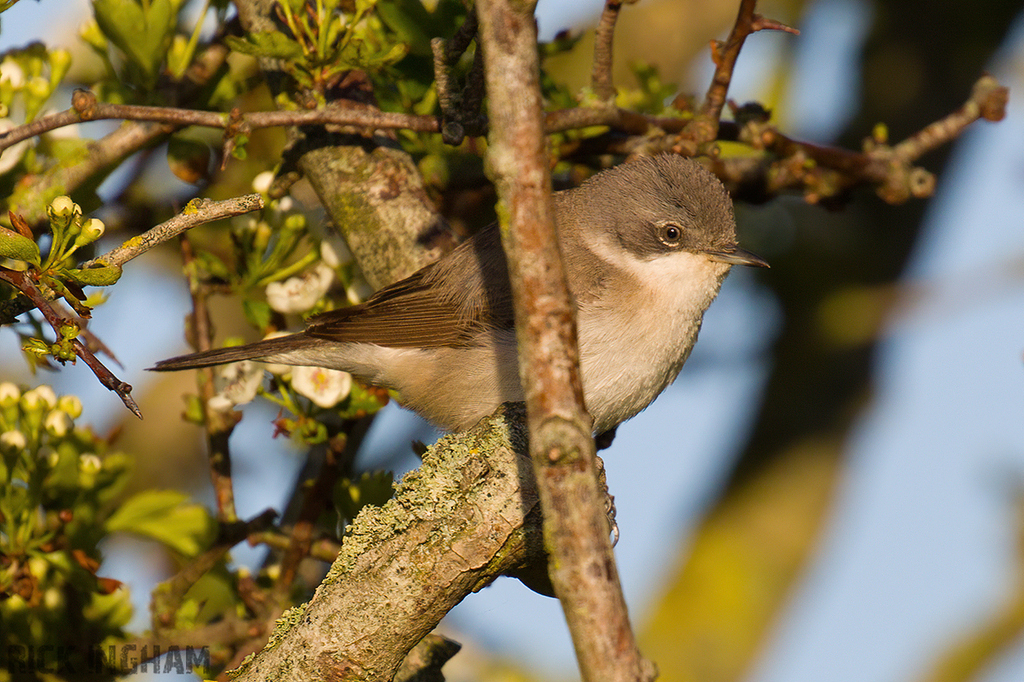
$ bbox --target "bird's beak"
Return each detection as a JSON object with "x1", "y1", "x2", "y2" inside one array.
[{"x1": 706, "y1": 246, "x2": 770, "y2": 268}]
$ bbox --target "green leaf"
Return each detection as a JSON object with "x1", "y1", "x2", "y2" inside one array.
[
  {"x1": 93, "y1": 0, "x2": 177, "y2": 86},
  {"x1": 375, "y1": 0, "x2": 434, "y2": 56},
  {"x1": 105, "y1": 490, "x2": 216, "y2": 557},
  {"x1": 224, "y1": 32, "x2": 305, "y2": 61},
  {"x1": 0, "y1": 227, "x2": 40, "y2": 265},
  {"x1": 64, "y1": 266, "x2": 122, "y2": 287},
  {"x1": 242, "y1": 299, "x2": 272, "y2": 330}
]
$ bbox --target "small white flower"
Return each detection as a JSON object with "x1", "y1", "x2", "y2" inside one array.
[
  {"x1": 0, "y1": 58, "x2": 25, "y2": 88},
  {"x1": 252, "y1": 170, "x2": 275, "y2": 194},
  {"x1": 214, "y1": 360, "x2": 264, "y2": 406},
  {"x1": 44, "y1": 410, "x2": 72, "y2": 438},
  {"x1": 277, "y1": 196, "x2": 293, "y2": 213},
  {"x1": 265, "y1": 263, "x2": 334, "y2": 314},
  {"x1": 0, "y1": 430, "x2": 27, "y2": 454},
  {"x1": 291, "y1": 366, "x2": 352, "y2": 408},
  {"x1": 206, "y1": 394, "x2": 234, "y2": 412}
]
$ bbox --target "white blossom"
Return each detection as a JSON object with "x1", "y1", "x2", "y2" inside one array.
[
  {"x1": 0, "y1": 58, "x2": 24, "y2": 88},
  {"x1": 213, "y1": 360, "x2": 264, "y2": 406},
  {"x1": 291, "y1": 366, "x2": 352, "y2": 408},
  {"x1": 252, "y1": 170, "x2": 275, "y2": 194},
  {"x1": 265, "y1": 263, "x2": 334, "y2": 314}
]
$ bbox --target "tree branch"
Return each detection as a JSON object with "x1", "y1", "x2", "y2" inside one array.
[
  {"x1": 476, "y1": 2, "x2": 653, "y2": 681},
  {"x1": 229, "y1": 406, "x2": 544, "y2": 681},
  {"x1": 85, "y1": 194, "x2": 264, "y2": 269},
  {"x1": 676, "y1": 0, "x2": 798, "y2": 152}
]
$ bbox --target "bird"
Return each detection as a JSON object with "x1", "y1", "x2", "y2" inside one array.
[{"x1": 152, "y1": 154, "x2": 767, "y2": 433}]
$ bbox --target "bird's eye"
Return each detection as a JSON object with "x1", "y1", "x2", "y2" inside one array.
[{"x1": 659, "y1": 224, "x2": 682, "y2": 246}]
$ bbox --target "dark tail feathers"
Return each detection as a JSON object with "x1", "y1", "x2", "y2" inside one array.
[{"x1": 149, "y1": 334, "x2": 314, "y2": 371}]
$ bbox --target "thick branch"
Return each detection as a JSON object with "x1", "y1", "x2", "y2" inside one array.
[
  {"x1": 229, "y1": 407, "x2": 543, "y2": 682},
  {"x1": 476, "y1": 2, "x2": 654, "y2": 681}
]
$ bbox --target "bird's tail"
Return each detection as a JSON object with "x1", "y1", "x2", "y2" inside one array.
[{"x1": 149, "y1": 334, "x2": 321, "y2": 371}]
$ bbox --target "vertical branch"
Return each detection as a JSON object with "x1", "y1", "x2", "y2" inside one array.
[
  {"x1": 475, "y1": 2, "x2": 654, "y2": 681},
  {"x1": 677, "y1": 0, "x2": 797, "y2": 151},
  {"x1": 181, "y1": 236, "x2": 239, "y2": 523},
  {"x1": 591, "y1": 0, "x2": 629, "y2": 101},
  {"x1": 699, "y1": 0, "x2": 758, "y2": 125}
]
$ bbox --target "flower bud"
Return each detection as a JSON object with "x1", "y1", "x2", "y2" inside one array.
[
  {"x1": 21, "y1": 385, "x2": 57, "y2": 413},
  {"x1": 74, "y1": 217, "x2": 104, "y2": 247},
  {"x1": 252, "y1": 170, "x2": 274, "y2": 194},
  {"x1": 78, "y1": 20, "x2": 107, "y2": 52},
  {"x1": 0, "y1": 430, "x2": 27, "y2": 454},
  {"x1": 0, "y1": 382, "x2": 21, "y2": 408},
  {"x1": 57, "y1": 395, "x2": 82, "y2": 419},
  {"x1": 44, "y1": 410, "x2": 72, "y2": 438},
  {"x1": 48, "y1": 49, "x2": 71, "y2": 87},
  {"x1": 282, "y1": 213, "x2": 306, "y2": 233},
  {"x1": 26, "y1": 75, "x2": 49, "y2": 100},
  {"x1": 78, "y1": 453, "x2": 102, "y2": 473},
  {"x1": 47, "y1": 196, "x2": 79, "y2": 230}
]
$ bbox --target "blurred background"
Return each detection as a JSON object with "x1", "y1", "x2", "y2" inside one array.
[{"x1": 2, "y1": 0, "x2": 1024, "y2": 681}]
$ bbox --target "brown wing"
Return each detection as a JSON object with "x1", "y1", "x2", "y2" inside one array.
[{"x1": 305, "y1": 224, "x2": 515, "y2": 348}]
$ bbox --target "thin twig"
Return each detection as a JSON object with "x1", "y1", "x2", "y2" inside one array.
[
  {"x1": 0, "y1": 267, "x2": 141, "y2": 416},
  {"x1": 179, "y1": 235, "x2": 240, "y2": 523},
  {"x1": 85, "y1": 194, "x2": 264, "y2": 269},
  {"x1": 675, "y1": 0, "x2": 798, "y2": 151},
  {"x1": 0, "y1": 90, "x2": 441, "y2": 154},
  {"x1": 892, "y1": 73, "x2": 1008, "y2": 162}
]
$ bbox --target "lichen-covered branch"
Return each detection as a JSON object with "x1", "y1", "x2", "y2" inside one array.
[
  {"x1": 229, "y1": 407, "x2": 543, "y2": 682},
  {"x1": 85, "y1": 194, "x2": 264, "y2": 269}
]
